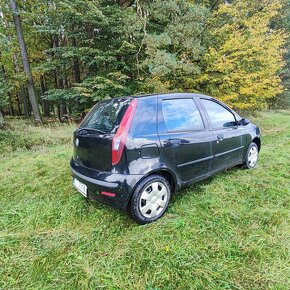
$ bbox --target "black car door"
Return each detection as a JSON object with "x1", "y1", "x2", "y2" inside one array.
[
  {"x1": 157, "y1": 95, "x2": 214, "y2": 183},
  {"x1": 199, "y1": 98, "x2": 246, "y2": 171}
]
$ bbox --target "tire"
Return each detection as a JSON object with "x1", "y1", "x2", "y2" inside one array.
[
  {"x1": 243, "y1": 142, "x2": 259, "y2": 169},
  {"x1": 129, "y1": 174, "x2": 171, "y2": 224}
]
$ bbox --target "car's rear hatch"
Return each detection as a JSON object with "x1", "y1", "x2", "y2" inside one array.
[{"x1": 73, "y1": 98, "x2": 131, "y2": 172}]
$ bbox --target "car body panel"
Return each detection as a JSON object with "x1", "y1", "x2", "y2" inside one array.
[
  {"x1": 70, "y1": 158, "x2": 143, "y2": 210},
  {"x1": 157, "y1": 95, "x2": 214, "y2": 183}
]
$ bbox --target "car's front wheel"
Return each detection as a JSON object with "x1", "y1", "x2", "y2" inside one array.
[
  {"x1": 243, "y1": 142, "x2": 259, "y2": 169},
  {"x1": 129, "y1": 174, "x2": 171, "y2": 224}
]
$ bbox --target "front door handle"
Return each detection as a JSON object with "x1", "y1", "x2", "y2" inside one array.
[{"x1": 217, "y1": 134, "x2": 224, "y2": 141}]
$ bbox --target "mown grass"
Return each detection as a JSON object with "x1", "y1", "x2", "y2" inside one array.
[{"x1": 0, "y1": 111, "x2": 289, "y2": 289}]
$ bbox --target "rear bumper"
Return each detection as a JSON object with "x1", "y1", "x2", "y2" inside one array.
[{"x1": 70, "y1": 158, "x2": 143, "y2": 210}]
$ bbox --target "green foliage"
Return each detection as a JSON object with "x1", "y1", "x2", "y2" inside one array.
[
  {"x1": 0, "y1": 73, "x2": 9, "y2": 110},
  {"x1": 43, "y1": 88, "x2": 80, "y2": 102},
  {"x1": 271, "y1": 0, "x2": 290, "y2": 108},
  {"x1": 0, "y1": 111, "x2": 289, "y2": 288},
  {"x1": 141, "y1": 0, "x2": 210, "y2": 91},
  {"x1": 0, "y1": 0, "x2": 289, "y2": 117},
  {"x1": 73, "y1": 73, "x2": 131, "y2": 100}
]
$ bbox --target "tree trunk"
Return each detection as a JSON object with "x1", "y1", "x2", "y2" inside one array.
[
  {"x1": 21, "y1": 86, "x2": 29, "y2": 117},
  {"x1": 24, "y1": 87, "x2": 31, "y2": 116},
  {"x1": 56, "y1": 75, "x2": 66, "y2": 122},
  {"x1": 52, "y1": 36, "x2": 59, "y2": 120},
  {"x1": 8, "y1": 93, "x2": 14, "y2": 116},
  {"x1": 40, "y1": 75, "x2": 50, "y2": 117},
  {"x1": 71, "y1": 36, "x2": 81, "y2": 83},
  {"x1": 16, "y1": 93, "x2": 22, "y2": 115},
  {"x1": 0, "y1": 110, "x2": 4, "y2": 127},
  {"x1": 0, "y1": 57, "x2": 16, "y2": 118},
  {"x1": 10, "y1": 0, "x2": 42, "y2": 124},
  {"x1": 13, "y1": 52, "x2": 29, "y2": 117}
]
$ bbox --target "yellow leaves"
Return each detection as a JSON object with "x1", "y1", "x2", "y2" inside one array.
[
  {"x1": 196, "y1": 0, "x2": 287, "y2": 112},
  {"x1": 219, "y1": 93, "x2": 238, "y2": 102}
]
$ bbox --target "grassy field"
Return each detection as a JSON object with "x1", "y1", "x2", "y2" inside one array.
[{"x1": 0, "y1": 111, "x2": 289, "y2": 289}]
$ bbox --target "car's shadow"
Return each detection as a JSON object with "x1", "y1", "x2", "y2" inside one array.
[
  {"x1": 83, "y1": 165, "x2": 242, "y2": 226},
  {"x1": 170, "y1": 165, "x2": 241, "y2": 205}
]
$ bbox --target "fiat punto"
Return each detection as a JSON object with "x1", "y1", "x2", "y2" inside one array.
[{"x1": 71, "y1": 93, "x2": 261, "y2": 224}]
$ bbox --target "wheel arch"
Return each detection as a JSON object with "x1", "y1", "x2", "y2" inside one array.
[
  {"x1": 152, "y1": 168, "x2": 177, "y2": 193},
  {"x1": 252, "y1": 137, "x2": 261, "y2": 152},
  {"x1": 126, "y1": 168, "x2": 178, "y2": 210},
  {"x1": 140, "y1": 168, "x2": 178, "y2": 193}
]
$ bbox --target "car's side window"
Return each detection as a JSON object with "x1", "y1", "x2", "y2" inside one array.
[
  {"x1": 130, "y1": 98, "x2": 157, "y2": 137},
  {"x1": 201, "y1": 99, "x2": 236, "y2": 130},
  {"x1": 161, "y1": 99, "x2": 204, "y2": 132}
]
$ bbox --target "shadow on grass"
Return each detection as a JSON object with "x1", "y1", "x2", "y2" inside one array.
[
  {"x1": 74, "y1": 165, "x2": 243, "y2": 226},
  {"x1": 170, "y1": 165, "x2": 241, "y2": 205},
  {"x1": 82, "y1": 197, "x2": 137, "y2": 227}
]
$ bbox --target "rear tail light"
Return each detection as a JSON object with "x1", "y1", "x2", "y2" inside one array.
[{"x1": 112, "y1": 99, "x2": 137, "y2": 165}]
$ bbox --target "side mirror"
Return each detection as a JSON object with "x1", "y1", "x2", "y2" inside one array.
[{"x1": 237, "y1": 118, "x2": 250, "y2": 126}]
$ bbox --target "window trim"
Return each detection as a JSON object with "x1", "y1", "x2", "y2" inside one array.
[
  {"x1": 199, "y1": 98, "x2": 238, "y2": 130},
  {"x1": 160, "y1": 98, "x2": 206, "y2": 133}
]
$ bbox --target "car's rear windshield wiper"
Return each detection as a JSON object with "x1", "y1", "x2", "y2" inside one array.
[{"x1": 78, "y1": 127, "x2": 107, "y2": 134}]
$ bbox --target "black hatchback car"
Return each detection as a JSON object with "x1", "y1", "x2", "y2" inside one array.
[{"x1": 71, "y1": 93, "x2": 261, "y2": 224}]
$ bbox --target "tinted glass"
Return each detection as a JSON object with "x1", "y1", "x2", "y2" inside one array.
[
  {"x1": 80, "y1": 98, "x2": 130, "y2": 133},
  {"x1": 130, "y1": 97, "x2": 157, "y2": 137},
  {"x1": 201, "y1": 99, "x2": 236, "y2": 129},
  {"x1": 161, "y1": 99, "x2": 204, "y2": 132}
]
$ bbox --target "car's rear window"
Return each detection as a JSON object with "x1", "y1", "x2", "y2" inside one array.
[{"x1": 80, "y1": 98, "x2": 131, "y2": 133}]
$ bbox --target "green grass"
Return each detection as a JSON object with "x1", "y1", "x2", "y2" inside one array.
[{"x1": 0, "y1": 111, "x2": 289, "y2": 289}]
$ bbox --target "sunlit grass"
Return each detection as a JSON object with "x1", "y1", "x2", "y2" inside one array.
[{"x1": 0, "y1": 111, "x2": 289, "y2": 289}]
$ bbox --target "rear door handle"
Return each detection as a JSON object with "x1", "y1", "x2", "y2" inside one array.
[
  {"x1": 217, "y1": 134, "x2": 224, "y2": 141},
  {"x1": 167, "y1": 139, "x2": 182, "y2": 146}
]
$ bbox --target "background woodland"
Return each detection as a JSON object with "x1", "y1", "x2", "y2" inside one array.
[{"x1": 0, "y1": 0, "x2": 289, "y2": 124}]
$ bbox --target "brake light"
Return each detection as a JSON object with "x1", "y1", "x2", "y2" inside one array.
[{"x1": 112, "y1": 99, "x2": 137, "y2": 165}]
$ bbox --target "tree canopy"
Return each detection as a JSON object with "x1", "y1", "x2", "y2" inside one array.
[{"x1": 0, "y1": 0, "x2": 289, "y2": 122}]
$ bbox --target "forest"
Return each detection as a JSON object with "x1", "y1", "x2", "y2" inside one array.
[{"x1": 0, "y1": 0, "x2": 289, "y2": 125}]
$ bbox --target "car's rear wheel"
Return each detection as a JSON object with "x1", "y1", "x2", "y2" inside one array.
[
  {"x1": 129, "y1": 174, "x2": 171, "y2": 224},
  {"x1": 243, "y1": 142, "x2": 259, "y2": 169}
]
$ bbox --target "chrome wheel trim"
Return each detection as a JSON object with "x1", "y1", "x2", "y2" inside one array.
[
  {"x1": 139, "y1": 181, "x2": 168, "y2": 218},
  {"x1": 248, "y1": 146, "x2": 258, "y2": 167}
]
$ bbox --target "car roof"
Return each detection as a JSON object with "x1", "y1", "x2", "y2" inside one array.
[
  {"x1": 102, "y1": 93, "x2": 241, "y2": 119},
  {"x1": 131, "y1": 92, "x2": 211, "y2": 99},
  {"x1": 101, "y1": 93, "x2": 210, "y2": 102},
  {"x1": 131, "y1": 93, "x2": 241, "y2": 119},
  {"x1": 107, "y1": 93, "x2": 212, "y2": 101}
]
